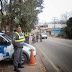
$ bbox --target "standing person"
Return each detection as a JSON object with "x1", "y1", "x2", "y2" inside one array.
[
  {"x1": 24, "y1": 31, "x2": 29, "y2": 44},
  {"x1": 12, "y1": 25, "x2": 24, "y2": 72},
  {"x1": 36, "y1": 32, "x2": 39, "y2": 42},
  {"x1": 40, "y1": 33, "x2": 42, "y2": 42},
  {"x1": 32, "y1": 34, "x2": 35, "y2": 43}
]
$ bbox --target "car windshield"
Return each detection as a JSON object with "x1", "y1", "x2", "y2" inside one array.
[{"x1": 2, "y1": 34, "x2": 12, "y2": 41}]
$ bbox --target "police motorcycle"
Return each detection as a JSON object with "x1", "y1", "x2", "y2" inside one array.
[{"x1": 0, "y1": 33, "x2": 14, "y2": 61}]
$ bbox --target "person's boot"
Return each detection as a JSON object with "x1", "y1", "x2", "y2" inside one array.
[
  {"x1": 14, "y1": 66, "x2": 20, "y2": 72},
  {"x1": 18, "y1": 63, "x2": 24, "y2": 68}
]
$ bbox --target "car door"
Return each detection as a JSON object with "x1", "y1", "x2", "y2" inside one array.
[
  {"x1": 1, "y1": 34, "x2": 14, "y2": 58},
  {"x1": 0, "y1": 36, "x2": 10, "y2": 60}
]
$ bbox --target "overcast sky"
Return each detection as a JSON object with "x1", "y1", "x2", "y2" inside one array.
[
  {"x1": 0, "y1": 0, "x2": 72, "y2": 24},
  {"x1": 0, "y1": 0, "x2": 10, "y2": 9},
  {"x1": 38, "y1": 0, "x2": 72, "y2": 23}
]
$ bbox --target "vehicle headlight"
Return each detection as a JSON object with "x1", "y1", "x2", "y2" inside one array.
[{"x1": 29, "y1": 49, "x2": 34, "y2": 51}]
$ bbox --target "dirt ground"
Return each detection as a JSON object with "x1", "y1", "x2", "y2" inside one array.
[
  {"x1": 0, "y1": 53, "x2": 47, "y2": 72},
  {"x1": 0, "y1": 38, "x2": 47, "y2": 72}
]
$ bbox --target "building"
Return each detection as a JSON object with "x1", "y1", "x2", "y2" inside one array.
[
  {"x1": 51, "y1": 27, "x2": 64, "y2": 36},
  {"x1": 48, "y1": 24, "x2": 66, "y2": 36},
  {"x1": 35, "y1": 24, "x2": 66, "y2": 36}
]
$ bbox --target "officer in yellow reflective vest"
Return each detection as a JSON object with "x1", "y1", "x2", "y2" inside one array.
[
  {"x1": 24, "y1": 32, "x2": 29, "y2": 44},
  {"x1": 40, "y1": 33, "x2": 42, "y2": 42},
  {"x1": 12, "y1": 25, "x2": 24, "y2": 72},
  {"x1": 36, "y1": 32, "x2": 39, "y2": 42}
]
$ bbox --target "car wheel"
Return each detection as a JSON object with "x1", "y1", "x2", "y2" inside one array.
[
  {"x1": 21, "y1": 53, "x2": 28, "y2": 64},
  {"x1": 46, "y1": 37, "x2": 47, "y2": 39}
]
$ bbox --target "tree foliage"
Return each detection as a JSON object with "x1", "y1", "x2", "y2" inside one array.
[
  {"x1": 63, "y1": 17, "x2": 72, "y2": 39},
  {"x1": 58, "y1": 11, "x2": 72, "y2": 24},
  {"x1": 0, "y1": 0, "x2": 43, "y2": 33}
]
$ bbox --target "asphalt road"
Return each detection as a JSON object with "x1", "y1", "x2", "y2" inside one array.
[{"x1": 34, "y1": 37, "x2": 72, "y2": 72}]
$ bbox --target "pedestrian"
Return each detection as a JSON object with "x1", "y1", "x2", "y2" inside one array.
[
  {"x1": 36, "y1": 32, "x2": 39, "y2": 42},
  {"x1": 24, "y1": 31, "x2": 29, "y2": 44},
  {"x1": 12, "y1": 25, "x2": 24, "y2": 72},
  {"x1": 32, "y1": 34, "x2": 35, "y2": 43},
  {"x1": 40, "y1": 33, "x2": 42, "y2": 42}
]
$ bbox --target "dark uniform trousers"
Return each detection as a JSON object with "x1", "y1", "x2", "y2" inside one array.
[
  {"x1": 25, "y1": 36, "x2": 29, "y2": 44},
  {"x1": 36, "y1": 36, "x2": 38, "y2": 42},
  {"x1": 40, "y1": 37, "x2": 42, "y2": 42},
  {"x1": 13, "y1": 48, "x2": 22, "y2": 67}
]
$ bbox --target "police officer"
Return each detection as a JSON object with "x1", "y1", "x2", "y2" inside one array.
[
  {"x1": 32, "y1": 34, "x2": 35, "y2": 43},
  {"x1": 24, "y1": 31, "x2": 29, "y2": 44},
  {"x1": 36, "y1": 32, "x2": 39, "y2": 42},
  {"x1": 12, "y1": 25, "x2": 24, "y2": 72},
  {"x1": 40, "y1": 33, "x2": 42, "y2": 42}
]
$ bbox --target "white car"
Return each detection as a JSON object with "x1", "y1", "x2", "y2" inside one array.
[
  {"x1": 41, "y1": 33, "x2": 47, "y2": 39},
  {"x1": 0, "y1": 33, "x2": 36, "y2": 64},
  {"x1": 21, "y1": 43, "x2": 36, "y2": 64},
  {"x1": 0, "y1": 33, "x2": 14, "y2": 61}
]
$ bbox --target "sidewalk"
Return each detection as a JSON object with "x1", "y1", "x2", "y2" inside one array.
[
  {"x1": 1, "y1": 53, "x2": 46, "y2": 72},
  {"x1": 0, "y1": 43, "x2": 47, "y2": 72},
  {"x1": 0, "y1": 37, "x2": 47, "y2": 72}
]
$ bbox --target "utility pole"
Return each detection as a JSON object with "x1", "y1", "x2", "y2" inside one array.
[{"x1": 52, "y1": 17, "x2": 57, "y2": 36}]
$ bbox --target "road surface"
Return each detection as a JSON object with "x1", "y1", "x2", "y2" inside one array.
[{"x1": 34, "y1": 37, "x2": 72, "y2": 72}]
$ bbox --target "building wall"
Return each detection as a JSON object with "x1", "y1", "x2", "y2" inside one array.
[
  {"x1": 48, "y1": 24, "x2": 66, "y2": 36},
  {"x1": 35, "y1": 24, "x2": 66, "y2": 36},
  {"x1": 48, "y1": 24, "x2": 66, "y2": 28},
  {"x1": 51, "y1": 27, "x2": 64, "y2": 36}
]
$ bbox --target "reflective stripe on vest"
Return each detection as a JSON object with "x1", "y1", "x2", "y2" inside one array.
[
  {"x1": 24, "y1": 32, "x2": 29, "y2": 36},
  {"x1": 36, "y1": 33, "x2": 38, "y2": 36},
  {"x1": 15, "y1": 39, "x2": 24, "y2": 42},
  {"x1": 15, "y1": 32, "x2": 24, "y2": 42}
]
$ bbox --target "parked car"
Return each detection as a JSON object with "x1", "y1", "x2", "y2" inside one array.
[
  {"x1": 41, "y1": 33, "x2": 47, "y2": 39},
  {"x1": 21, "y1": 42, "x2": 36, "y2": 64},
  {"x1": 0, "y1": 33, "x2": 14, "y2": 61},
  {"x1": 0, "y1": 33, "x2": 36, "y2": 64}
]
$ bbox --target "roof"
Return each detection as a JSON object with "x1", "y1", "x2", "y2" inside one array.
[{"x1": 48, "y1": 24, "x2": 66, "y2": 28}]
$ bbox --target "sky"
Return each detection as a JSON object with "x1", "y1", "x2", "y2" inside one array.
[
  {"x1": 38, "y1": 0, "x2": 72, "y2": 24},
  {"x1": 0, "y1": 0, "x2": 10, "y2": 10},
  {"x1": 0, "y1": 0, "x2": 72, "y2": 24}
]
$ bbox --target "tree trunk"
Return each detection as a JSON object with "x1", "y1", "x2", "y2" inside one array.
[
  {"x1": 19, "y1": 0, "x2": 22, "y2": 3},
  {"x1": 1, "y1": 18, "x2": 4, "y2": 32}
]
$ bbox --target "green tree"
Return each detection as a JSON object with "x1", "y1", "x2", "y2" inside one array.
[
  {"x1": 63, "y1": 17, "x2": 72, "y2": 39},
  {"x1": 0, "y1": 0, "x2": 43, "y2": 34}
]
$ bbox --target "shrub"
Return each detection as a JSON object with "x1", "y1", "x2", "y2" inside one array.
[{"x1": 57, "y1": 33, "x2": 68, "y2": 39}]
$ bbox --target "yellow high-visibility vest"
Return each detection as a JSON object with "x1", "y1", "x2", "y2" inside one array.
[
  {"x1": 36, "y1": 33, "x2": 38, "y2": 36},
  {"x1": 15, "y1": 32, "x2": 24, "y2": 42},
  {"x1": 24, "y1": 32, "x2": 29, "y2": 36}
]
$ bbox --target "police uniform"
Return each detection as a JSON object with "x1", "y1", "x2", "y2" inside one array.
[
  {"x1": 36, "y1": 33, "x2": 38, "y2": 42},
  {"x1": 24, "y1": 32, "x2": 29, "y2": 44},
  {"x1": 40, "y1": 33, "x2": 42, "y2": 42},
  {"x1": 12, "y1": 32, "x2": 24, "y2": 69}
]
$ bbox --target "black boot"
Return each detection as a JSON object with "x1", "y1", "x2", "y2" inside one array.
[
  {"x1": 14, "y1": 66, "x2": 20, "y2": 72},
  {"x1": 18, "y1": 63, "x2": 24, "y2": 68}
]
